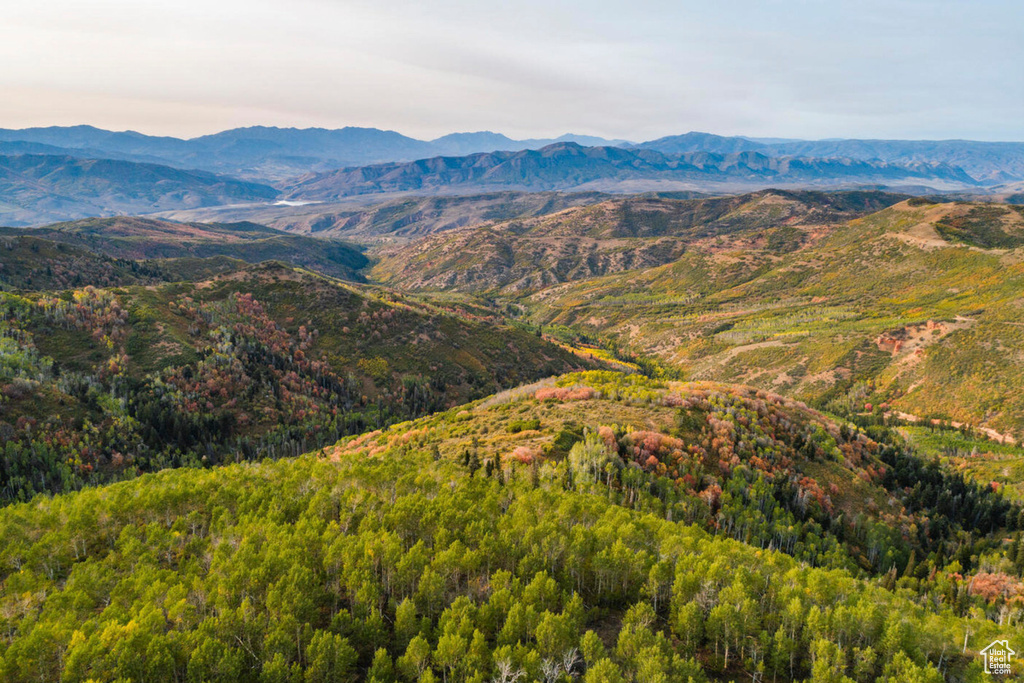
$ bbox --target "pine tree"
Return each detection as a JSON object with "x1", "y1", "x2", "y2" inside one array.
[{"x1": 903, "y1": 550, "x2": 916, "y2": 578}]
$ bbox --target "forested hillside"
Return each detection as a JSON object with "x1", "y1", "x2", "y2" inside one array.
[
  {"x1": 0, "y1": 263, "x2": 596, "y2": 503},
  {"x1": 0, "y1": 372, "x2": 1018, "y2": 682},
  {"x1": 0, "y1": 236, "x2": 175, "y2": 291},
  {"x1": 2, "y1": 216, "x2": 370, "y2": 281}
]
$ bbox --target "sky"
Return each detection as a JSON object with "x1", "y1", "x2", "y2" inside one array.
[{"x1": 2, "y1": 0, "x2": 1022, "y2": 142}]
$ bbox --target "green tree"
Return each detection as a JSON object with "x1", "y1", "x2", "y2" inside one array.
[
  {"x1": 399, "y1": 635, "x2": 432, "y2": 680},
  {"x1": 434, "y1": 632, "x2": 467, "y2": 683},
  {"x1": 810, "y1": 639, "x2": 853, "y2": 683},
  {"x1": 368, "y1": 648, "x2": 396, "y2": 683},
  {"x1": 535, "y1": 612, "x2": 574, "y2": 660},
  {"x1": 878, "y1": 652, "x2": 942, "y2": 683},
  {"x1": 584, "y1": 659, "x2": 626, "y2": 683},
  {"x1": 580, "y1": 631, "x2": 606, "y2": 666},
  {"x1": 672, "y1": 601, "x2": 703, "y2": 656},
  {"x1": 395, "y1": 598, "x2": 421, "y2": 652},
  {"x1": 260, "y1": 653, "x2": 302, "y2": 683},
  {"x1": 304, "y1": 631, "x2": 357, "y2": 683}
]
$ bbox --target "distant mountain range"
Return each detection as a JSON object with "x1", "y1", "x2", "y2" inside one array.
[
  {"x1": 0, "y1": 154, "x2": 277, "y2": 226},
  {"x1": 633, "y1": 132, "x2": 1024, "y2": 183},
  {"x1": 0, "y1": 125, "x2": 1022, "y2": 226},
  {"x1": 0, "y1": 125, "x2": 631, "y2": 180},
  {"x1": 3, "y1": 124, "x2": 1021, "y2": 184},
  {"x1": 282, "y1": 142, "x2": 978, "y2": 200}
]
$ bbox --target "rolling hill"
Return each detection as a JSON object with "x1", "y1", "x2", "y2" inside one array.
[
  {"x1": 2, "y1": 216, "x2": 368, "y2": 280},
  {"x1": 370, "y1": 190, "x2": 907, "y2": 293},
  {"x1": 283, "y1": 143, "x2": 978, "y2": 201},
  {"x1": 152, "y1": 191, "x2": 616, "y2": 244},
  {"x1": 0, "y1": 154, "x2": 278, "y2": 226},
  {"x1": 365, "y1": 192, "x2": 1024, "y2": 439},
  {"x1": 522, "y1": 200, "x2": 1024, "y2": 437},
  {"x1": 0, "y1": 233, "x2": 270, "y2": 293},
  {"x1": 0, "y1": 371, "x2": 1018, "y2": 682},
  {"x1": 0, "y1": 235, "x2": 181, "y2": 291}
]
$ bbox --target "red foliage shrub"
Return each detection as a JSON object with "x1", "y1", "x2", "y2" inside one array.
[
  {"x1": 534, "y1": 386, "x2": 595, "y2": 402},
  {"x1": 510, "y1": 446, "x2": 540, "y2": 464},
  {"x1": 969, "y1": 573, "x2": 1022, "y2": 603}
]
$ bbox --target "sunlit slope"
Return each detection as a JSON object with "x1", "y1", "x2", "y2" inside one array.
[
  {"x1": 330, "y1": 371, "x2": 1013, "y2": 574},
  {"x1": 371, "y1": 190, "x2": 903, "y2": 293},
  {"x1": 155, "y1": 191, "x2": 614, "y2": 244},
  {"x1": 0, "y1": 371, "x2": 1016, "y2": 682},
  {"x1": 530, "y1": 200, "x2": 1024, "y2": 436}
]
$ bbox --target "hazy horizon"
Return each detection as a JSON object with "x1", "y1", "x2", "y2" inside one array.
[
  {"x1": 5, "y1": 122, "x2": 1024, "y2": 146},
  {"x1": 3, "y1": 1, "x2": 1023, "y2": 142}
]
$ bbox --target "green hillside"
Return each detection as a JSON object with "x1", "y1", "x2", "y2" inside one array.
[
  {"x1": 323, "y1": 371, "x2": 1014, "y2": 577},
  {"x1": 510, "y1": 200, "x2": 1024, "y2": 439},
  {"x1": 899, "y1": 424, "x2": 1024, "y2": 503},
  {"x1": 0, "y1": 236, "x2": 171, "y2": 291},
  {"x1": 0, "y1": 234, "x2": 250, "y2": 292},
  {"x1": 0, "y1": 372, "x2": 1017, "y2": 682},
  {"x1": 5, "y1": 190, "x2": 1024, "y2": 682},
  {"x1": 3, "y1": 216, "x2": 369, "y2": 281},
  {"x1": 0, "y1": 263, "x2": 597, "y2": 503}
]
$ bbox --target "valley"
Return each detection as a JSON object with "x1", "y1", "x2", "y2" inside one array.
[
  {"x1": 5, "y1": 2, "x2": 1023, "y2": 679},
  {"x1": 152, "y1": 191, "x2": 614, "y2": 244},
  {"x1": 0, "y1": 125, "x2": 1020, "y2": 228},
  {"x1": 0, "y1": 243, "x2": 598, "y2": 502},
  {"x1": 4, "y1": 170, "x2": 1024, "y2": 682},
  {"x1": 368, "y1": 193, "x2": 1024, "y2": 443}
]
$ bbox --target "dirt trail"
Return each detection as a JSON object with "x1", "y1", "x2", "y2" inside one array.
[
  {"x1": 717, "y1": 339, "x2": 789, "y2": 363},
  {"x1": 889, "y1": 410, "x2": 1017, "y2": 445}
]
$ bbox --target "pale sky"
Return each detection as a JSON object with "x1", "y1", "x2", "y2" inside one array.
[{"x1": 2, "y1": 0, "x2": 1022, "y2": 141}]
